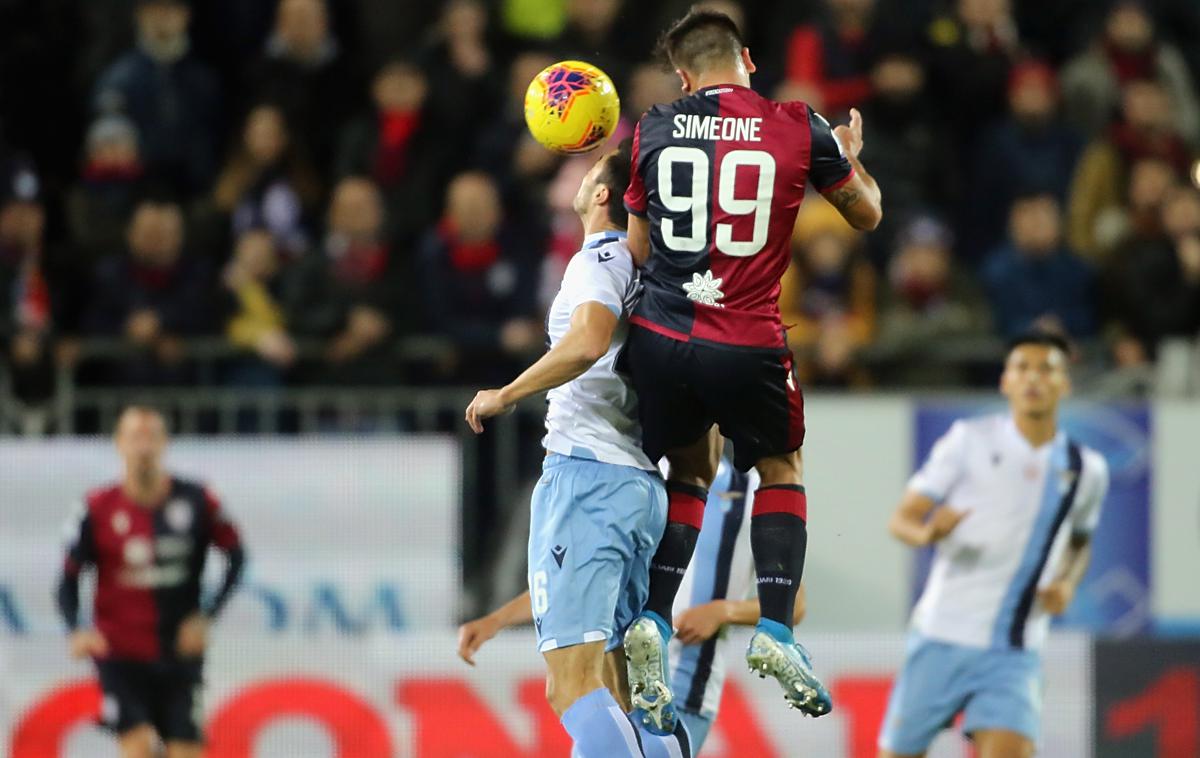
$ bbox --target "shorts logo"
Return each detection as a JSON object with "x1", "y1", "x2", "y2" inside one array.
[
  {"x1": 165, "y1": 499, "x2": 193, "y2": 532},
  {"x1": 598, "y1": 250, "x2": 614, "y2": 262},
  {"x1": 101, "y1": 694, "x2": 119, "y2": 724},
  {"x1": 534, "y1": 617, "x2": 543, "y2": 634},
  {"x1": 551, "y1": 545, "x2": 567, "y2": 568}
]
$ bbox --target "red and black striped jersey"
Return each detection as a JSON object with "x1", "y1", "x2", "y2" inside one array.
[{"x1": 624, "y1": 84, "x2": 854, "y2": 349}]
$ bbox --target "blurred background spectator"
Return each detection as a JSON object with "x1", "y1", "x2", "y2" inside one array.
[
  {"x1": 93, "y1": 0, "x2": 221, "y2": 197},
  {"x1": 982, "y1": 192, "x2": 1096, "y2": 339}
]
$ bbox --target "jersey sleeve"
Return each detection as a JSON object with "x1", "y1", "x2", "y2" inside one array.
[
  {"x1": 623, "y1": 120, "x2": 648, "y2": 218},
  {"x1": 204, "y1": 488, "x2": 242, "y2": 551},
  {"x1": 61, "y1": 499, "x2": 96, "y2": 574},
  {"x1": 560, "y1": 248, "x2": 634, "y2": 319},
  {"x1": 908, "y1": 421, "x2": 969, "y2": 503},
  {"x1": 1070, "y1": 451, "x2": 1110, "y2": 538},
  {"x1": 807, "y1": 106, "x2": 855, "y2": 193}
]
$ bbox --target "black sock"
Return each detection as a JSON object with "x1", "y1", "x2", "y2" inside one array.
[
  {"x1": 644, "y1": 482, "x2": 706, "y2": 623},
  {"x1": 750, "y1": 485, "x2": 808, "y2": 628}
]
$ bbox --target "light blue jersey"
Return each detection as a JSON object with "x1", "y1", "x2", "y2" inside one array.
[{"x1": 529, "y1": 232, "x2": 667, "y2": 655}]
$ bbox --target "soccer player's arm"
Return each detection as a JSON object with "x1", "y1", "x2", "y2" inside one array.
[
  {"x1": 465, "y1": 256, "x2": 625, "y2": 432},
  {"x1": 1039, "y1": 454, "x2": 1110, "y2": 615},
  {"x1": 457, "y1": 591, "x2": 533, "y2": 665},
  {"x1": 808, "y1": 106, "x2": 882, "y2": 232},
  {"x1": 623, "y1": 121, "x2": 651, "y2": 267},
  {"x1": 889, "y1": 422, "x2": 969, "y2": 548},
  {"x1": 202, "y1": 489, "x2": 246, "y2": 620},
  {"x1": 57, "y1": 500, "x2": 110, "y2": 658}
]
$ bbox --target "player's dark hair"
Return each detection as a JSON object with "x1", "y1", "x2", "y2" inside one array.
[
  {"x1": 657, "y1": 9, "x2": 745, "y2": 73},
  {"x1": 597, "y1": 138, "x2": 633, "y2": 229},
  {"x1": 1006, "y1": 331, "x2": 1072, "y2": 359}
]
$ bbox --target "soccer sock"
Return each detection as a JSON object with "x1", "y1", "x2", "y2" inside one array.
[
  {"x1": 643, "y1": 482, "x2": 706, "y2": 623},
  {"x1": 561, "y1": 688, "x2": 644, "y2": 757},
  {"x1": 750, "y1": 485, "x2": 808, "y2": 634},
  {"x1": 633, "y1": 717, "x2": 693, "y2": 758}
]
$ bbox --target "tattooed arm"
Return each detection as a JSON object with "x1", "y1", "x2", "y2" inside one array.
[{"x1": 823, "y1": 108, "x2": 883, "y2": 231}]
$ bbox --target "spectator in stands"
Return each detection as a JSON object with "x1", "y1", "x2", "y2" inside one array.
[
  {"x1": 1067, "y1": 78, "x2": 1193, "y2": 260},
  {"x1": 1103, "y1": 186, "x2": 1200, "y2": 365},
  {"x1": 213, "y1": 103, "x2": 321, "y2": 260},
  {"x1": 857, "y1": 49, "x2": 951, "y2": 263},
  {"x1": 778, "y1": 0, "x2": 878, "y2": 116},
  {"x1": 67, "y1": 114, "x2": 146, "y2": 265},
  {"x1": 982, "y1": 192, "x2": 1096, "y2": 339},
  {"x1": 779, "y1": 200, "x2": 875, "y2": 388},
  {"x1": 924, "y1": 0, "x2": 1020, "y2": 159},
  {"x1": 283, "y1": 177, "x2": 402, "y2": 382},
  {"x1": 84, "y1": 200, "x2": 214, "y2": 383},
  {"x1": 221, "y1": 228, "x2": 296, "y2": 384},
  {"x1": 1061, "y1": 0, "x2": 1200, "y2": 146},
  {"x1": 248, "y1": 0, "x2": 362, "y2": 172},
  {"x1": 874, "y1": 215, "x2": 991, "y2": 386},
  {"x1": 335, "y1": 59, "x2": 448, "y2": 243},
  {"x1": 969, "y1": 60, "x2": 1083, "y2": 258},
  {"x1": 416, "y1": 171, "x2": 542, "y2": 383},
  {"x1": 1090, "y1": 156, "x2": 1178, "y2": 258},
  {"x1": 93, "y1": 0, "x2": 220, "y2": 197},
  {"x1": 552, "y1": 0, "x2": 639, "y2": 91},
  {"x1": 476, "y1": 51, "x2": 558, "y2": 182},
  {"x1": 419, "y1": 0, "x2": 500, "y2": 170},
  {"x1": 0, "y1": 158, "x2": 55, "y2": 406}
]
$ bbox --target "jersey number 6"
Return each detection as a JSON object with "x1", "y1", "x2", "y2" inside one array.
[{"x1": 657, "y1": 146, "x2": 776, "y2": 257}]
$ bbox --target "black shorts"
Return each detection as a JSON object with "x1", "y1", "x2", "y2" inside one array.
[
  {"x1": 95, "y1": 658, "x2": 204, "y2": 742},
  {"x1": 621, "y1": 325, "x2": 805, "y2": 472}
]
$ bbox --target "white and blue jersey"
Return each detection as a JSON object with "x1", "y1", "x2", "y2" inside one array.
[
  {"x1": 528, "y1": 232, "x2": 668, "y2": 655},
  {"x1": 880, "y1": 413, "x2": 1110, "y2": 754},
  {"x1": 668, "y1": 461, "x2": 759, "y2": 749},
  {"x1": 543, "y1": 231, "x2": 654, "y2": 471}
]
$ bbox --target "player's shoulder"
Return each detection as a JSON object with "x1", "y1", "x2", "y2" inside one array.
[
  {"x1": 170, "y1": 476, "x2": 220, "y2": 507},
  {"x1": 569, "y1": 239, "x2": 635, "y2": 276},
  {"x1": 948, "y1": 414, "x2": 1001, "y2": 442},
  {"x1": 1076, "y1": 444, "x2": 1110, "y2": 484},
  {"x1": 84, "y1": 483, "x2": 123, "y2": 512}
]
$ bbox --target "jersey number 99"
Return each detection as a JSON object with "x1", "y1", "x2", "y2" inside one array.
[{"x1": 657, "y1": 147, "x2": 776, "y2": 257}]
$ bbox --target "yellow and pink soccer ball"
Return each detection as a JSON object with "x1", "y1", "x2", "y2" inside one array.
[{"x1": 524, "y1": 60, "x2": 620, "y2": 154}]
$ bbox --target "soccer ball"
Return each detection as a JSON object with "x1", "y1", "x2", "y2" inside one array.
[{"x1": 524, "y1": 61, "x2": 620, "y2": 154}]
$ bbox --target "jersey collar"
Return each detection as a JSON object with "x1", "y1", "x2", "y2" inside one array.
[{"x1": 583, "y1": 231, "x2": 627, "y2": 249}]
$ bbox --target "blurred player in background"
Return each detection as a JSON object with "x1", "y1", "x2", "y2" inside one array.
[
  {"x1": 55, "y1": 406, "x2": 245, "y2": 758},
  {"x1": 878, "y1": 333, "x2": 1110, "y2": 758},
  {"x1": 464, "y1": 142, "x2": 690, "y2": 757},
  {"x1": 620, "y1": 8, "x2": 883, "y2": 724},
  {"x1": 458, "y1": 457, "x2": 807, "y2": 753}
]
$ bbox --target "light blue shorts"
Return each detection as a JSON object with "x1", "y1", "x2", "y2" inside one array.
[
  {"x1": 528, "y1": 454, "x2": 667, "y2": 654},
  {"x1": 878, "y1": 634, "x2": 1043, "y2": 754}
]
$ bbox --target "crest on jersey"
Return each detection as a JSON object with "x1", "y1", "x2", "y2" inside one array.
[
  {"x1": 682, "y1": 270, "x2": 725, "y2": 307},
  {"x1": 112, "y1": 510, "x2": 131, "y2": 536},
  {"x1": 166, "y1": 499, "x2": 193, "y2": 532}
]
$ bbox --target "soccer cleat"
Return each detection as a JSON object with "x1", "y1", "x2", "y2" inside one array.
[
  {"x1": 745, "y1": 631, "x2": 833, "y2": 717},
  {"x1": 623, "y1": 615, "x2": 678, "y2": 735}
]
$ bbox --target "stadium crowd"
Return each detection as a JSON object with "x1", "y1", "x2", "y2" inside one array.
[{"x1": 2, "y1": 0, "x2": 1200, "y2": 413}]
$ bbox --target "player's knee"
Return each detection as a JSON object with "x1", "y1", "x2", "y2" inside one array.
[
  {"x1": 755, "y1": 450, "x2": 803, "y2": 486},
  {"x1": 165, "y1": 741, "x2": 203, "y2": 758},
  {"x1": 118, "y1": 726, "x2": 157, "y2": 758},
  {"x1": 544, "y1": 667, "x2": 604, "y2": 717}
]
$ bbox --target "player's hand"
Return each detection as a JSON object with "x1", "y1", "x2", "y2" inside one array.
[
  {"x1": 457, "y1": 615, "x2": 501, "y2": 666},
  {"x1": 69, "y1": 629, "x2": 110, "y2": 659},
  {"x1": 1037, "y1": 581, "x2": 1075, "y2": 616},
  {"x1": 833, "y1": 108, "x2": 864, "y2": 160},
  {"x1": 465, "y1": 389, "x2": 513, "y2": 433},
  {"x1": 176, "y1": 613, "x2": 209, "y2": 657},
  {"x1": 924, "y1": 506, "x2": 969, "y2": 544},
  {"x1": 674, "y1": 601, "x2": 728, "y2": 645}
]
